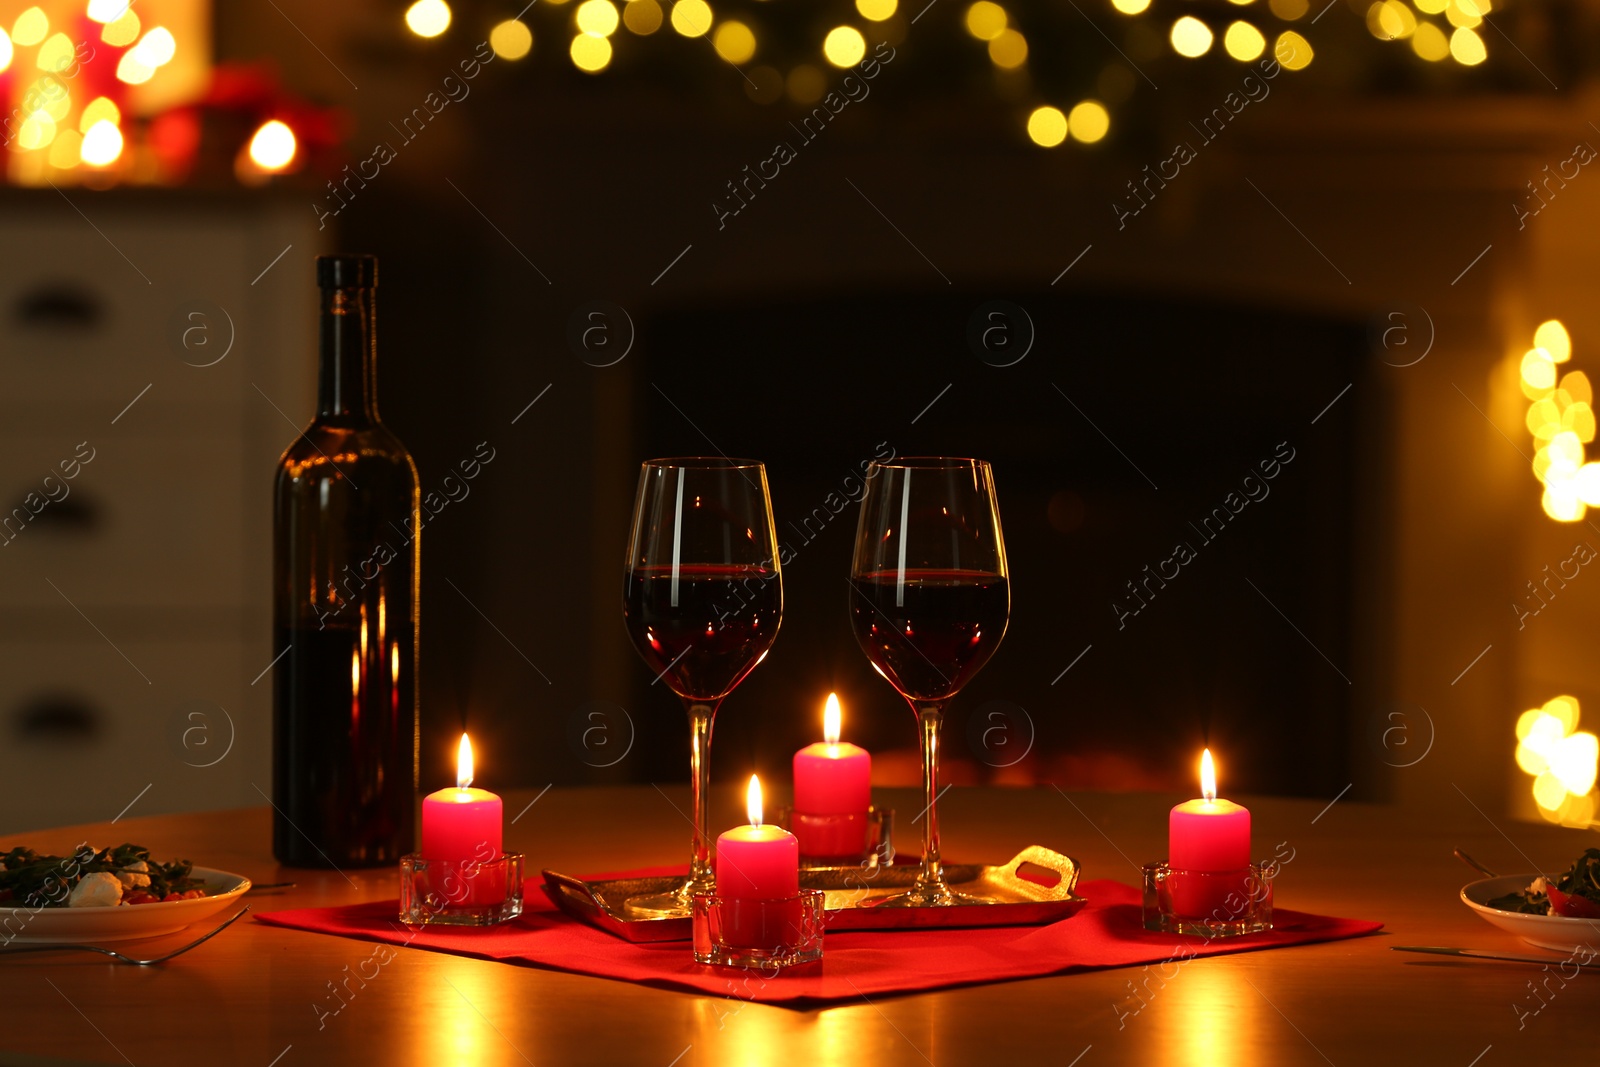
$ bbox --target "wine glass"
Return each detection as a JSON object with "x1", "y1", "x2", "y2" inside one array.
[
  {"x1": 849, "y1": 457, "x2": 1009, "y2": 906},
  {"x1": 622, "y1": 458, "x2": 783, "y2": 916}
]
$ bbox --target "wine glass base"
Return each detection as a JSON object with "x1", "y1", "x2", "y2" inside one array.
[{"x1": 868, "y1": 886, "x2": 999, "y2": 908}]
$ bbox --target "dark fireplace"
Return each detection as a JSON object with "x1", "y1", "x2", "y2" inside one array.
[{"x1": 622, "y1": 288, "x2": 1379, "y2": 799}]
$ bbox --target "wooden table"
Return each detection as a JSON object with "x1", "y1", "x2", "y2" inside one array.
[{"x1": 3, "y1": 785, "x2": 1592, "y2": 1065}]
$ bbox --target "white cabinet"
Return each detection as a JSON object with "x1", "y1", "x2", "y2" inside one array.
[{"x1": 0, "y1": 194, "x2": 320, "y2": 834}]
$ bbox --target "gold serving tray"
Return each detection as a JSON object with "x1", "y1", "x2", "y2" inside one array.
[{"x1": 542, "y1": 846, "x2": 1084, "y2": 942}]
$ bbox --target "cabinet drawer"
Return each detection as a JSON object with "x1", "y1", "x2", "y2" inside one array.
[
  {"x1": 0, "y1": 638, "x2": 266, "y2": 834},
  {"x1": 0, "y1": 432, "x2": 247, "y2": 608}
]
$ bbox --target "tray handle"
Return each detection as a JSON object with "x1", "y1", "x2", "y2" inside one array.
[
  {"x1": 994, "y1": 846, "x2": 1083, "y2": 901},
  {"x1": 542, "y1": 868, "x2": 611, "y2": 920}
]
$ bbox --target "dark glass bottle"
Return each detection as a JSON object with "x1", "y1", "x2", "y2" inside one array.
[{"x1": 272, "y1": 254, "x2": 420, "y2": 867}]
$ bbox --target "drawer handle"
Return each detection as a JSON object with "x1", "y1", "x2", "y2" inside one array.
[
  {"x1": 13, "y1": 695, "x2": 100, "y2": 742},
  {"x1": 14, "y1": 283, "x2": 104, "y2": 332},
  {"x1": 20, "y1": 494, "x2": 99, "y2": 533}
]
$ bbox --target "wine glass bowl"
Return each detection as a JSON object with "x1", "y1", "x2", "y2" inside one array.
[
  {"x1": 622, "y1": 458, "x2": 782, "y2": 916},
  {"x1": 848, "y1": 457, "x2": 1009, "y2": 906}
]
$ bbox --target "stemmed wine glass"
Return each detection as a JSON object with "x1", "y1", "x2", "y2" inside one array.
[
  {"x1": 849, "y1": 457, "x2": 1009, "y2": 906},
  {"x1": 622, "y1": 458, "x2": 783, "y2": 917}
]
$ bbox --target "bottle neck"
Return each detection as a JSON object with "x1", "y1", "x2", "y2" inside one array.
[{"x1": 317, "y1": 286, "x2": 379, "y2": 423}]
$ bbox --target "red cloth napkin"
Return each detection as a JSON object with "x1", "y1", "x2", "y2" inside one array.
[{"x1": 255, "y1": 876, "x2": 1381, "y2": 1007}]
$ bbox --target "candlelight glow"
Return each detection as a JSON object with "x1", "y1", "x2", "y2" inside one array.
[
  {"x1": 1200, "y1": 748, "x2": 1217, "y2": 803},
  {"x1": 746, "y1": 774, "x2": 764, "y2": 827},
  {"x1": 457, "y1": 733, "x2": 475, "y2": 789},
  {"x1": 824, "y1": 693, "x2": 842, "y2": 744},
  {"x1": 248, "y1": 120, "x2": 296, "y2": 171}
]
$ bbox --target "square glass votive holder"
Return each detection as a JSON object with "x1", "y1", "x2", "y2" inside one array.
[
  {"x1": 775, "y1": 805, "x2": 895, "y2": 869},
  {"x1": 691, "y1": 890, "x2": 826, "y2": 969},
  {"x1": 399, "y1": 852, "x2": 524, "y2": 927},
  {"x1": 1141, "y1": 861, "x2": 1274, "y2": 937}
]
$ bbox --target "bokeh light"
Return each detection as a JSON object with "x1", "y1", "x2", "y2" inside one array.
[
  {"x1": 1026, "y1": 105, "x2": 1067, "y2": 147},
  {"x1": 404, "y1": 0, "x2": 452, "y2": 38},
  {"x1": 248, "y1": 120, "x2": 297, "y2": 171},
  {"x1": 823, "y1": 25, "x2": 866, "y2": 67},
  {"x1": 101, "y1": 8, "x2": 139, "y2": 46},
  {"x1": 1170, "y1": 16, "x2": 1213, "y2": 57},
  {"x1": 1067, "y1": 100, "x2": 1110, "y2": 143},
  {"x1": 1536, "y1": 320, "x2": 1572, "y2": 363},
  {"x1": 988, "y1": 28, "x2": 1027, "y2": 68},
  {"x1": 857, "y1": 0, "x2": 898, "y2": 20},
  {"x1": 1449, "y1": 25, "x2": 1485, "y2": 64},
  {"x1": 713, "y1": 20, "x2": 756, "y2": 63},
  {"x1": 577, "y1": 0, "x2": 619, "y2": 37},
  {"x1": 12, "y1": 7, "x2": 47, "y2": 48},
  {"x1": 79, "y1": 97, "x2": 119, "y2": 133},
  {"x1": 490, "y1": 20, "x2": 533, "y2": 59},
  {"x1": 965, "y1": 1, "x2": 1007, "y2": 41},
  {"x1": 1269, "y1": 0, "x2": 1308, "y2": 17},
  {"x1": 86, "y1": 0, "x2": 130, "y2": 21},
  {"x1": 1223, "y1": 21, "x2": 1266, "y2": 60},
  {"x1": 1275, "y1": 30, "x2": 1313, "y2": 69},
  {"x1": 624, "y1": 0, "x2": 663, "y2": 35},
  {"x1": 671, "y1": 0, "x2": 713, "y2": 37},
  {"x1": 79, "y1": 119, "x2": 122, "y2": 165},
  {"x1": 1111, "y1": 0, "x2": 1150, "y2": 13},
  {"x1": 570, "y1": 31, "x2": 613, "y2": 69},
  {"x1": 1411, "y1": 21, "x2": 1449, "y2": 60}
]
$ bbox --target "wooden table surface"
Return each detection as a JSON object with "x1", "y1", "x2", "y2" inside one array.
[{"x1": 3, "y1": 784, "x2": 1594, "y2": 1066}]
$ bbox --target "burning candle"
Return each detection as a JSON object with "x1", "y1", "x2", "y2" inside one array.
[
  {"x1": 1167, "y1": 748, "x2": 1251, "y2": 919},
  {"x1": 715, "y1": 776, "x2": 801, "y2": 947},
  {"x1": 421, "y1": 733, "x2": 504, "y2": 904},
  {"x1": 791, "y1": 693, "x2": 872, "y2": 857}
]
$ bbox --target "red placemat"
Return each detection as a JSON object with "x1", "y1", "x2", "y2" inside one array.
[{"x1": 255, "y1": 874, "x2": 1381, "y2": 1008}]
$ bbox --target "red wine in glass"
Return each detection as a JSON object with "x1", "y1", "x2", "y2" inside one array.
[
  {"x1": 848, "y1": 569, "x2": 1008, "y2": 702},
  {"x1": 849, "y1": 458, "x2": 1010, "y2": 906},
  {"x1": 622, "y1": 459, "x2": 783, "y2": 917}
]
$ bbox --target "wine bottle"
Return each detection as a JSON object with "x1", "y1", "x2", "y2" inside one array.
[{"x1": 272, "y1": 254, "x2": 420, "y2": 867}]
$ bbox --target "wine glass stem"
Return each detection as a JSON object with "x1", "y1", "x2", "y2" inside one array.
[
  {"x1": 686, "y1": 701, "x2": 718, "y2": 897},
  {"x1": 913, "y1": 700, "x2": 949, "y2": 897}
]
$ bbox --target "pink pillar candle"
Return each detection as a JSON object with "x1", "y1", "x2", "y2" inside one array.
[
  {"x1": 715, "y1": 776, "x2": 802, "y2": 947},
  {"x1": 791, "y1": 694, "x2": 872, "y2": 857},
  {"x1": 421, "y1": 734, "x2": 504, "y2": 905},
  {"x1": 1167, "y1": 749, "x2": 1251, "y2": 920}
]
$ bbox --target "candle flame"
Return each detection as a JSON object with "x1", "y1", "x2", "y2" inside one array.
[
  {"x1": 457, "y1": 733, "x2": 474, "y2": 790},
  {"x1": 824, "y1": 693, "x2": 842, "y2": 745},
  {"x1": 746, "y1": 774, "x2": 764, "y2": 827},
  {"x1": 1200, "y1": 747, "x2": 1216, "y2": 803}
]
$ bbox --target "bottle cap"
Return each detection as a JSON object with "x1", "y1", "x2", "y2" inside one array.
[{"x1": 316, "y1": 254, "x2": 378, "y2": 289}]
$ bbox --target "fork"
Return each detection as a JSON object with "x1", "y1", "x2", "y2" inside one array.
[{"x1": 0, "y1": 906, "x2": 250, "y2": 965}]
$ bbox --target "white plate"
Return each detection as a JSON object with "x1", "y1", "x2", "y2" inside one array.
[
  {"x1": 0, "y1": 866, "x2": 250, "y2": 944},
  {"x1": 1462, "y1": 874, "x2": 1600, "y2": 953}
]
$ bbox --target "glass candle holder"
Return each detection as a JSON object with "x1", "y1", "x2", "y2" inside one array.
[
  {"x1": 399, "y1": 852, "x2": 524, "y2": 927},
  {"x1": 776, "y1": 805, "x2": 894, "y2": 869},
  {"x1": 691, "y1": 890, "x2": 825, "y2": 969},
  {"x1": 1141, "y1": 861, "x2": 1275, "y2": 937}
]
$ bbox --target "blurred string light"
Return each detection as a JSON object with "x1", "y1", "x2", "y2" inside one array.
[
  {"x1": 1518, "y1": 319, "x2": 1600, "y2": 522},
  {"x1": 1363, "y1": 0, "x2": 1488, "y2": 65},
  {"x1": 378, "y1": 0, "x2": 1504, "y2": 151},
  {"x1": 1516, "y1": 696, "x2": 1600, "y2": 827}
]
